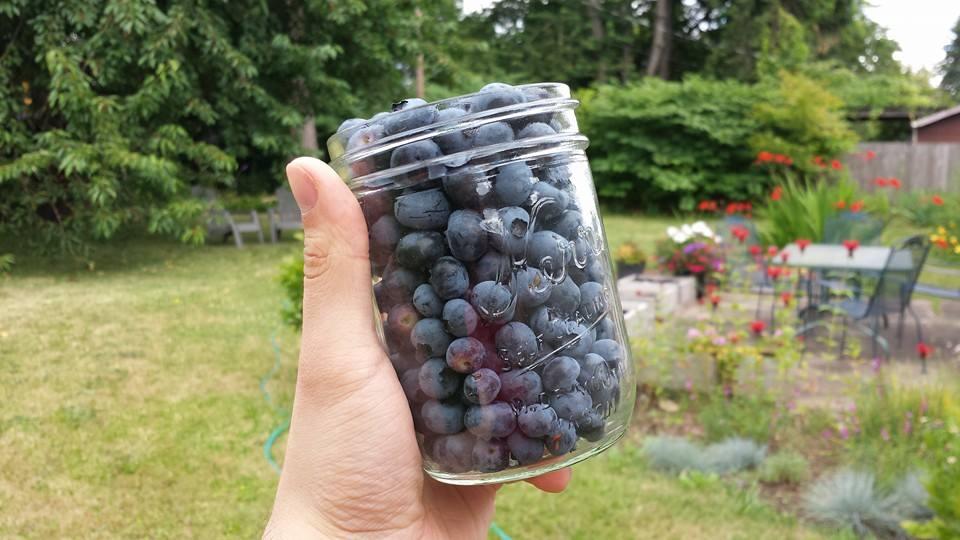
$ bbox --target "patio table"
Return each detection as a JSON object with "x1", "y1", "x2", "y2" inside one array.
[{"x1": 778, "y1": 243, "x2": 912, "y2": 272}]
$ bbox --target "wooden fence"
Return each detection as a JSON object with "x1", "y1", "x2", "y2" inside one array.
[{"x1": 847, "y1": 142, "x2": 960, "y2": 192}]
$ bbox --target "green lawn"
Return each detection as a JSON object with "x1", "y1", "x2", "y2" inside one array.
[{"x1": 0, "y1": 225, "x2": 841, "y2": 539}]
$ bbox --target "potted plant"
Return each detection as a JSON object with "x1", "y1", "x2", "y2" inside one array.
[{"x1": 614, "y1": 241, "x2": 647, "y2": 276}]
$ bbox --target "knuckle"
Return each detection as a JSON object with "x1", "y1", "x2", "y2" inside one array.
[{"x1": 302, "y1": 234, "x2": 335, "y2": 282}]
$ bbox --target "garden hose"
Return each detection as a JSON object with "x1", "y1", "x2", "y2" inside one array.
[{"x1": 260, "y1": 329, "x2": 511, "y2": 540}]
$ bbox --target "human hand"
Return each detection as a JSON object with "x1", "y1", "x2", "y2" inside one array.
[{"x1": 264, "y1": 157, "x2": 571, "y2": 539}]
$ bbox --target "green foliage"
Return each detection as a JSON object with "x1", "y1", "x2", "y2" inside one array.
[
  {"x1": 759, "y1": 451, "x2": 811, "y2": 485},
  {"x1": 644, "y1": 435, "x2": 766, "y2": 475},
  {"x1": 940, "y1": 17, "x2": 960, "y2": 100},
  {"x1": 277, "y1": 249, "x2": 304, "y2": 330},
  {"x1": 580, "y1": 72, "x2": 855, "y2": 210},
  {"x1": 702, "y1": 437, "x2": 767, "y2": 474},
  {"x1": 644, "y1": 436, "x2": 704, "y2": 474},
  {"x1": 698, "y1": 393, "x2": 780, "y2": 443},
  {"x1": 757, "y1": 172, "x2": 861, "y2": 247},
  {"x1": 0, "y1": 252, "x2": 13, "y2": 273},
  {"x1": 904, "y1": 397, "x2": 960, "y2": 539}
]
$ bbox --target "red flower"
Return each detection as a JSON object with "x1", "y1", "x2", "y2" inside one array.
[
  {"x1": 756, "y1": 151, "x2": 774, "y2": 163},
  {"x1": 813, "y1": 156, "x2": 825, "y2": 167},
  {"x1": 781, "y1": 291, "x2": 793, "y2": 306},
  {"x1": 864, "y1": 150, "x2": 876, "y2": 161},
  {"x1": 767, "y1": 246, "x2": 779, "y2": 257},
  {"x1": 873, "y1": 177, "x2": 888, "y2": 187},
  {"x1": 710, "y1": 294, "x2": 721, "y2": 308},
  {"x1": 770, "y1": 186, "x2": 783, "y2": 201},
  {"x1": 773, "y1": 154, "x2": 788, "y2": 164},
  {"x1": 784, "y1": 156, "x2": 793, "y2": 165},
  {"x1": 780, "y1": 251, "x2": 790, "y2": 264},
  {"x1": 834, "y1": 200, "x2": 847, "y2": 210},
  {"x1": 698, "y1": 200, "x2": 718, "y2": 212},
  {"x1": 730, "y1": 225, "x2": 749, "y2": 243},
  {"x1": 749, "y1": 320, "x2": 766, "y2": 336},
  {"x1": 889, "y1": 178, "x2": 902, "y2": 189},
  {"x1": 831, "y1": 159, "x2": 842, "y2": 170},
  {"x1": 932, "y1": 194, "x2": 944, "y2": 206},
  {"x1": 725, "y1": 202, "x2": 738, "y2": 215},
  {"x1": 850, "y1": 200, "x2": 865, "y2": 213},
  {"x1": 935, "y1": 237, "x2": 949, "y2": 249},
  {"x1": 749, "y1": 245, "x2": 762, "y2": 257},
  {"x1": 767, "y1": 266, "x2": 782, "y2": 281},
  {"x1": 916, "y1": 342, "x2": 933, "y2": 359},
  {"x1": 842, "y1": 239, "x2": 860, "y2": 257},
  {"x1": 796, "y1": 238, "x2": 811, "y2": 253},
  {"x1": 688, "y1": 264, "x2": 706, "y2": 274}
]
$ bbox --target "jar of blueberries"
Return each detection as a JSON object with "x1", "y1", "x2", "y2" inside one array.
[{"x1": 327, "y1": 82, "x2": 636, "y2": 485}]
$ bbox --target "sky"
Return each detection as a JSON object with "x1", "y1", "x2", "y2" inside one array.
[{"x1": 461, "y1": 0, "x2": 960, "y2": 82}]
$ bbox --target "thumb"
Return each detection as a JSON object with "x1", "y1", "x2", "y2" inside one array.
[{"x1": 285, "y1": 157, "x2": 386, "y2": 393}]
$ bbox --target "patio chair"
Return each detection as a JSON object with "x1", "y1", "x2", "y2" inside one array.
[
  {"x1": 192, "y1": 186, "x2": 265, "y2": 248},
  {"x1": 831, "y1": 235, "x2": 931, "y2": 369},
  {"x1": 814, "y1": 212, "x2": 888, "y2": 299},
  {"x1": 268, "y1": 187, "x2": 303, "y2": 242}
]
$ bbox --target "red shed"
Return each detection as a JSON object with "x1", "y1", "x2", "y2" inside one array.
[{"x1": 912, "y1": 105, "x2": 960, "y2": 143}]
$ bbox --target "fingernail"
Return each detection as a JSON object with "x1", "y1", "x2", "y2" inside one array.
[{"x1": 287, "y1": 166, "x2": 319, "y2": 213}]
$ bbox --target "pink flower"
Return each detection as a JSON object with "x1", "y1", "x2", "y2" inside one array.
[
  {"x1": 838, "y1": 423, "x2": 849, "y2": 439},
  {"x1": 687, "y1": 327, "x2": 702, "y2": 339},
  {"x1": 712, "y1": 336, "x2": 727, "y2": 346},
  {"x1": 881, "y1": 427, "x2": 890, "y2": 441}
]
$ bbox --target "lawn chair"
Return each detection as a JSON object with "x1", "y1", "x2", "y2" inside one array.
[
  {"x1": 268, "y1": 187, "x2": 303, "y2": 242},
  {"x1": 831, "y1": 235, "x2": 931, "y2": 369},
  {"x1": 192, "y1": 186, "x2": 265, "y2": 248}
]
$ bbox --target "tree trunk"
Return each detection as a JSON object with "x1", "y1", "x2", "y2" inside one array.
[
  {"x1": 645, "y1": 0, "x2": 672, "y2": 79},
  {"x1": 415, "y1": 7, "x2": 425, "y2": 98},
  {"x1": 587, "y1": 0, "x2": 607, "y2": 82},
  {"x1": 300, "y1": 116, "x2": 317, "y2": 151}
]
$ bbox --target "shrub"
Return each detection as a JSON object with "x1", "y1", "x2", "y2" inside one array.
[
  {"x1": 643, "y1": 436, "x2": 704, "y2": 474},
  {"x1": 698, "y1": 393, "x2": 780, "y2": 443},
  {"x1": 702, "y1": 438, "x2": 767, "y2": 474},
  {"x1": 579, "y1": 72, "x2": 856, "y2": 210},
  {"x1": 903, "y1": 395, "x2": 960, "y2": 539},
  {"x1": 759, "y1": 451, "x2": 810, "y2": 485},
  {"x1": 278, "y1": 249, "x2": 304, "y2": 330},
  {"x1": 644, "y1": 435, "x2": 766, "y2": 475},
  {"x1": 756, "y1": 171, "x2": 862, "y2": 247}
]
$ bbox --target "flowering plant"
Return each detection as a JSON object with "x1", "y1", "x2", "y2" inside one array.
[
  {"x1": 685, "y1": 325, "x2": 761, "y2": 390},
  {"x1": 657, "y1": 222, "x2": 724, "y2": 288},
  {"x1": 929, "y1": 223, "x2": 960, "y2": 260},
  {"x1": 614, "y1": 241, "x2": 647, "y2": 265}
]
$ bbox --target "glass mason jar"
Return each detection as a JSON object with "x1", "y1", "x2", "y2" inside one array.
[{"x1": 327, "y1": 83, "x2": 636, "y2": 485}]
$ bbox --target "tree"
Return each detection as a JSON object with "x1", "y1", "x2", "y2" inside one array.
[
  {"x1": 645, "y1": 0, "x2": 672, "y2": 79},
  {"x1": 0, "y1": 0, "x2": 435, "y2": 254},
  {"x1": 941, "y1": 16, "x2": 960, "y2": 99}
]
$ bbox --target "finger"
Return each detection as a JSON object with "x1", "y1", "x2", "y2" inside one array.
[
  {"x1": 524, "y1": 467, "x2": 572, "y2": 493},
  {"x1": 285, "y1": 157, "x2": 387, "y2": 394}
]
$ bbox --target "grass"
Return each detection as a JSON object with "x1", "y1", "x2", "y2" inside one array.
[{"x1": 1, "y1": 228, "x2": 837, "y2": 539}]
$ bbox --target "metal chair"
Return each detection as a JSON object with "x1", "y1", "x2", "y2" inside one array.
[
  {"x1": 831, "y1": 235, "x2": 931, "y2": 369},
  {"x1": 192, "y1": 186, "x2": 265, "y2": 248},
  {"x1": 268, "y1": 187, "x2": 303, "y2": 242}
]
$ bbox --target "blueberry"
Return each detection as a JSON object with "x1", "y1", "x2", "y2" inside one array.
[
  {"x1": 545, "y1": 419, "x2": 577, "y2": 456},
  {"x1": 546, "y1": 210, "x2": 583, "y2": 240},
  {"x1": 473, "y1": 121, "x2": 515, "y2": 147},
  {"x1": 489, "y1": 206, "x2": 530, "y2": 259},
  {"x1": 494, "y1": 321, "x2": 539, "y2": 369},
  {"x1": 494, "y1": 162, "x2": 536, "y2": 207},
  {"x1": 446, "y1": 336, "x2": 485, "y2": 374},
  {"x1": 595, "y1": 317, "x2": 616, "y2": 341},
  {"x1": 578, "y1": 282, "x2": 608, "y2": 324},
  {"x1": 581, "y1": 356, "x2": 618, "y2": 410},
  {"x1": 471, "y1": 83, "x2": 526, "y2": 112},
  {"x1": 337, "y1": 117, "x2": 366, "y2": 133},
  {"x1": 527, "y1": 231, "x2": 573, "y2": 277},
  {"x1": 591, "y1": 339, "x2": 625, "y2": 370},
  {"x1": 469, "y1": 250, "x2": 510, "y2": 284},
  {"x1": 562, "y1": 324, "x2": 595, "y2": 359},
  {"x1": 530, "y1": 306, "x2": 580, "y2": 349},
  {"x1": 525, "y1": 182, "x2": 569, "y2": 221},
  {"x1": 376, "y1": 267, "x2": 422, "y2": 311},
  {"x1": 446, "y1": 210, "x2": 488, "y2": 261},
  {"x1": 396, "y1": 231, "x2": 448, "y2": 270},
  {"x1": 383, "y1": 98, "x2": 439, "y2": 136},
  {"x1": 413, "y1": 284, "x2": 444, "y2": 318},
  {"x1": 470, "y1": 281, "x2": 516, "y2": 324},
  {"x1": 547, "y1": 386, "x2": 593, "y2": 421},
  {"x1": 402, "y1": 368, "x2": 429, "y2": 403},
  {"x1": 542, "y1": 355, "x2": 581, "y2": 393},
  {"x1": 431, "y1": 432, "x2": 476, "y2": 473},
  {"x1": 507, "y1": 431, "x2": 545, "y2": 465},
  {"x1": 464, "y1": 402, "x2": 517, "y2": 440},
  {"x1": 385, "y1": 303, "x2": 420, "y2": 350},
  {"x1": 361, "y1": 190, "x2": 395, "y2": 227},
  {"x1": 463, "y1": 368, "x2": 501, "y2": 405},
  {"x1": 574, "y1": 409, "x2": 606, "y2": 442},
  {"x1": 346, "y1": 123, "x2": 385, "y2": 152},
  {"x1": 430, "y1": 257, "x2": 469, "y2": 299},
  {"x1": 472, "y1": 438, "x2": 510, "y2": 472},
  {"x1": 434, "y1": 108, "x2": 474, "y2": 154},
  {"x1": 411, "y1": 318, "x2": 452, "y2": 357},
  {"x1": 517, "y1": 122, "x2": 556, "y2": 139},
  {"x1": 418, "y1": 358, "x2": 461, "y2": 400},
  {"x1": 441, "y1": 298, "x2": 479, "y2": 337},
  {"x1": 498, "y1": 369, "x2": 543, "y2": 406},
  {"x1": 517, "y1": 403, "x2": 559, "y2": 438},
  {"x1": 538, "y1": 162, "x2": 571, "y2": 189},
  {"x1": 515, "y1": 266, "x2": 553, "y2": 309},
  {"x1": 422, "y1": 399, "x2": 465, "y2": 434},
  {"x1": 442, "y1": 169, "x2": 495, "y2": 210},
  {"x1": 394, "y1": 189, "x2": 451, "y2": 230},
  {"x1": 369, "y1": 215, "x2": 402, "y2": 268},
  {"x1": 569, "y1": 255, "x2": 604, "y2": 285},
  {"x1": 576, "y1": 353, "x2": 608, "y2": 386},
  {"x1": 546, "y1": 276, "x2": 581, "y2": 315}
]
